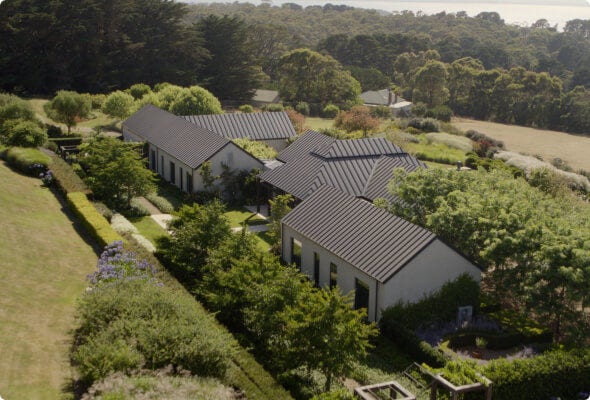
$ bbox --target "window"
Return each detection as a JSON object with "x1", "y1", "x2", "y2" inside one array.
[
  {"x1": 150, "y1": 150, "x2": 156, "y2": 171},
  {"x1": 170, "y1": 161, "x2": 175, "y2": 183},
  {"x1": 179, "y1": 167, "x2": 183, "y2": 191},
  {"x1": 291, "y1": 238, "x2": 302, "y2": 269},
  {"x1": 314, "y1": 252, "x2": 320, "y2": 287},
  {"x1": 354, "y1": 278, "x2": 370, "y2": 311},
  {"x1": 186, "y1": 172, "x2": 193, "y2": 193},
  {"x1": 330, "y1": 263, "x2": 337, "y2": 288},
  {"x1": 160, "y1": 155, "x2": 164, "y2": 175}
]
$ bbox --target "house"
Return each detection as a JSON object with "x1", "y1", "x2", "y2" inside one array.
[
  {"x1": 250, "y1": 89, "x2": 281, "y2": 108},
  {"x1": 259, "y1": 130, "x2": 426, "y2": 203},
  {"x1": 122, "y1": 105, "x2": 264, "y2": 193},
  {"x1": 183, "y1": 111, "x2": 296, "y2": 152},
  {"x1": 360, "y1": 88, "x2": 413, "y2": 117},
  {"x1": 281, "y1": 185, "x2": 482, "y2": 321}
]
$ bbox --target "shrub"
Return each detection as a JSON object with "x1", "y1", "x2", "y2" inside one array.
[
  {"x1": 5, "y1": 147, "x2": 51, "y2": 175},
  {"x1": 89, "y1": 94, "x2": 107, "y2": 110},
  {"x1": 73, "y1": 279, "x2": 235, "y2": 384},
  {"x1": 425, "y1": 105, "x2": 453, "y2": 122},
  {"x1": 45, "y1": 140, "x2": 58, "y2": 153},
  {"x1": 407, "y1": 117, "x2": 440, "y2": 132},
  {"x1": 127, "y1": 83, "x2": 152, "y2": 100},
  {"x1": 447, "y1": 330, "x2": 552, "y2": 350},
  {"x1": 482, "y1": 349, "x2": 590, "y2": 400},
  {"x1": 322, "y1": 104, "x2": 340, "y2": 118},
  {"x1": 411, "y1": 102, "x2": 427, "y2": 117},
  {"x1": 233, "y1": 138, "x2": 278, "y2": 160},
  {"x1": 295, "y1": 101, "x2": 310, "y2": 116},
  {"x1": 48, "y1": 155, "x2": 91, "y2": 195},
  {"x1": 238, "y1": 104, "x2": 254, "y2": 113},
  {"x1": 370, "y1": 105, "x2": 392, "y2": 119},
  {"x1": 144, "y1": 192, "x2": 175, "y2": 214},
  {"x1": 6, "y1": 120, "x2": 47, "y2": 147},
  {"x1": 425, "y1": 132, "x2": 473, "y2": 152},
  {"x1": 66, "y1": 192, "x2": 123, "y2": 247},
  {"x1": 381, "y1": 274, "x2": 480, "y2": 330},
  {"x1": 45, "y1": 124, "x2": 63, "y2": 138},
  {"x1": 93, "y1": 201, "x2": 113, "y2": 221},
  {"x1": 286, "y1": 109, "x2": 306, "y2": 134},
  {"x1": 111, "y1": 214, "x2": 139, "y2": 235},
  {"x1": 263, "y1": 103, "x2": 285, "y2": 112},
  {"x1": 121, "y1": 198, "x2": 152, "y2": 217}
]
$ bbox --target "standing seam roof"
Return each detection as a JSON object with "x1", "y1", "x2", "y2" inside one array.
[{"x1": 282, "y1": 186, "x2": 436, "y2": 283}]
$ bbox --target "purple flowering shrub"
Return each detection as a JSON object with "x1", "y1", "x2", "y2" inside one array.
[
  {"x1": 88, "y1": 241, "x2": 158, "y2": 285},
  {"x1": 39, "y1": 169, "x2": 53, "y2": 186}
]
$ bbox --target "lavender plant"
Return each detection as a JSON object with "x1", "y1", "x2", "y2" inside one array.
[{"x1": 88, "y1": 241, "x2": 158, "y2": 286}]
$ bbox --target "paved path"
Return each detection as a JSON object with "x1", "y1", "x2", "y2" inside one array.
[
  {"x1": 134, "y1": 197, "x2": 174, "y2": 230},
  {"x1": 231, "y1": 224, "x2": 269, "y2": 233}
]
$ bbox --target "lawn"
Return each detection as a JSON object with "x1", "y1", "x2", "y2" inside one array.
[
  {"x1": 0, "y1": 162, "x2": 98, "y2": 399},
  {"x1": 404, "y1": 137, "x2": 467, "y2": 166},
  {"x1": 453, "y1": 117, "x2": 590, "y2": 172},
  {"x1": 253, "y1": 230, "x2": 273, "y2": 252},
  {"x1": 128, "y1": 216, "x2": 168, "y2": 245},
  {"x1": 306, "y1": 117, "x2": 334, "y2": 131},
  {"x1": 224, "y1": 207, "x2": 267, "y2": 228}
]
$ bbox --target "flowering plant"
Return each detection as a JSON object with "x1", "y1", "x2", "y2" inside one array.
[
  {"x1": 88, "y1": 240, "x2": 158, "y2": 286},
  {"x1": 39, "y1": 170, "x2": 53, "y2": 186}
]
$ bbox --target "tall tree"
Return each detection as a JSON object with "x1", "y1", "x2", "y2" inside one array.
[
  {"x1": 44, "y1": 90, "x2": 91, "y2": 134},
  {"x1": 102, "y1": 90, "x2": 135, "y2": 120},
  {"x1": 197, "y1": 15, "x2": 264, "y2": 101},
  {"x1": 412, "y1": 60, "x2": 449, "y2": 107},
  {"x1": 278, "y1": 48, "x2": 361, "y2": 107}
]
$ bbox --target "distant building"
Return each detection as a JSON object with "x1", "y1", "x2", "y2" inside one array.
[
  {"x1": 360, "y1": 88, "x2": 413, "y2": 117},
  {"x1": 251, "y1": 89, "x2": 281, "y2": 108},
  {"x1": 122, "y1": 105, "x2": 263, "y2": 194},
  {"x1": 281, "y1": 185, "x2": 482, "y2": 321}
]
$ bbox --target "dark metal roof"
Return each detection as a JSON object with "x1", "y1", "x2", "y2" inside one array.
[
  {"x1": 182, "y1": 111, "x2": 296, "y2": 141},
  {"x1": 282, "y1": 185, "x2": 436, "y2": 283},
  {"x1": 260, "y1": 131, "x2": 425, "y2": 200},
  {"x1": 277, "y1": 130, "x2": 335, "y2": 163},
  {"x1": 123, "y1": 105, "x2": 231, "y2": 169},
  {"x1": 362, "y1": 155, "x2": 428, "y2": 202}
]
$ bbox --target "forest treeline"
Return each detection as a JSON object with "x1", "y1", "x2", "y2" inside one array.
[{"x1": 2, "y1": 0, "x2": 590, "y2": 132}]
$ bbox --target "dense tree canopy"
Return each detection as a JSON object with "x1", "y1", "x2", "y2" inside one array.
[{"x1": 386, "y1": 167, "x2": 590, "y2": 343}]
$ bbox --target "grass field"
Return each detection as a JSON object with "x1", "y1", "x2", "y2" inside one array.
[
  {"x1": 225, "y1": 207, "x2": 267, "y2": 228},
  {"x1": 128, "y1": 216, "x2": 168, "y2": 244},
  {"x1": 0, "y1": 162, "x2": 98, "y2": 399},
  {"x1": 306, "y1": 117, "x2": 334, "y2": 131},
  {"x1": 453, "y1": 118, "x2": 590, "y2": 172}
]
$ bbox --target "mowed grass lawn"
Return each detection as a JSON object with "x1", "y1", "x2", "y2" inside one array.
[
  {"x1": 453, "y1": 118, "x2": 590, "y2": 172},
  {"x1": 0, "y1": 162, "x2": 97, "y2": 399}
]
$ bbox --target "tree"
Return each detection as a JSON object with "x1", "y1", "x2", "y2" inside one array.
[
  {"x1": 0, "y1": 94, "x2": 36, "y2": 123},
  {"x1": 197, "y1": 15, "x2": 265, "y2": 100},
  {"x1": 168, "y1": 86, "x2": 223, "y2": 115},
  {"x1": 268, "y1": 194, "x2": 293, "y2": 250},
  {"x1": 278, "y1": 49, "x2": 361, "y2": 107},
  {"x1": 127, "y1": 83, "x2": 152, "y2": 100},
  {"x1": 279, "y1": 287, "x2": 378, "y2": 391},
  {"x1": 79, "y1": 136, "x2": 156, "y2": 208},
  {"x1": 102, "y1": 91, "x2": 135, "y2": 120},
  {"x1": 5, "y1": 120, "x2": 47, "y2": 147},
  {"x1": 157, "y1": 201, "x2": 231, "y2": 284},
  {"x1": 334, "y1": 106, "x2": 381, "y2": 137},
  {"x1": 412, "y1": 60, "x2": 449, "y2": 108},
  {"x1": 44, "y1": 91, "x2": 90, "y2": 134},
  {"x1": 348, "y1": 66, "x2": 391, "y2": 91},
  {"x1": 285, "y1": 109, "x2": 307, "y2": 134}
]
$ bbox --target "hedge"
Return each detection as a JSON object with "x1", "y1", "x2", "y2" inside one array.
[
  {"x1": 49, "y1": 155, "x2": 91, "y2": 195},
  {"x1": 66, "y1": 192, "x2": 123, "y2": 247},
  {"x1": 480, "y1": 349, "x2": 590, "y2": 400},
  {"x1": 126, "y1": 236, "x2": 293, "y2": 400},
  {"x1": 5, "y1": 147, "x2": 51, "y2": 175}
]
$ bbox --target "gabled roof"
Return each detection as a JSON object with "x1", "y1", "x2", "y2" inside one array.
[
  {"x1": 261, "y1": 130, "x2": 425, "y2": 200},
  {"x1": 282, "y1": 186, "x2": 436, "y2": 283},
  {"x1": 182, "y1": 111, "x2": 296, "y2": 141},
  {"x1": 360, "y1": 89, "x2": 409, "y2": 106},
  {"x1": 122, "y1": 105, "x2": 230, "y2": 169},
  {"x1": 362, "y1": 155, "x2": 427, "y2": 202}
]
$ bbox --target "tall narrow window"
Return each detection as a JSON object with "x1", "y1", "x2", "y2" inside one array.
[
  {"x1": 354, "y1": 279, "x2": 370, "y2": 311},
  {"x1": 330, "y1": 263, "x2": 337, "y2": 289},
  {"x1": 186, "y1": 172, "x2": 193, "y2": 193},
  {"x1": 160, "y1": 155, "x2": 164, "y2": 175},
  {"x1": 291, "y1": 238, "x2": 302, "y2": 269},
  {"x1": 169, "y1": 161, "x2": 175, "y2": 184},
  {"x1": 150, "y1": 150, "x2": 156, "y2": 171},
  {"x1": 179, "y1": 167, "x2": 184, "y2": 191},
  {"x1": 313, "y1": 252, "x2": 320, "y2": 287}
]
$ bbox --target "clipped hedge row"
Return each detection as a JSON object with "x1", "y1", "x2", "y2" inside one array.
[
  {"x1": 49, "y1": 155, "x2": 91, "y2": 195},
  {"x1": 144, "y1": 192, "x2": 175, "y2": 213},
  {"x1": 480, "y1": 349, "x2": 590, "y2": 400},
  {"x1": 379, "y1": 320, "x2": 449, "y2": 368},
  {"x1": 448, "y1": 330, "x2": 552, "y2": 350},
  {"x1": 5, "y1": 146, "x2": 51, "y2": 175},
  {"x1": 67, "y1": 192, "x2": 123, "y2": 247}
]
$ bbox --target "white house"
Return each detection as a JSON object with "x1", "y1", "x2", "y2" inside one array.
[
  {"x1": 182, "y1": 111, "x2": 296, "y2": 152},
  {"x1": 360, "y1": 88, "x2": 413, "y2": 117},
  {"x1": 122, "y1": 105, "x2": 264, "y2": 193},
  {"x1": 281, "y1": 185, "x2": 481, "y2": 321}
]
